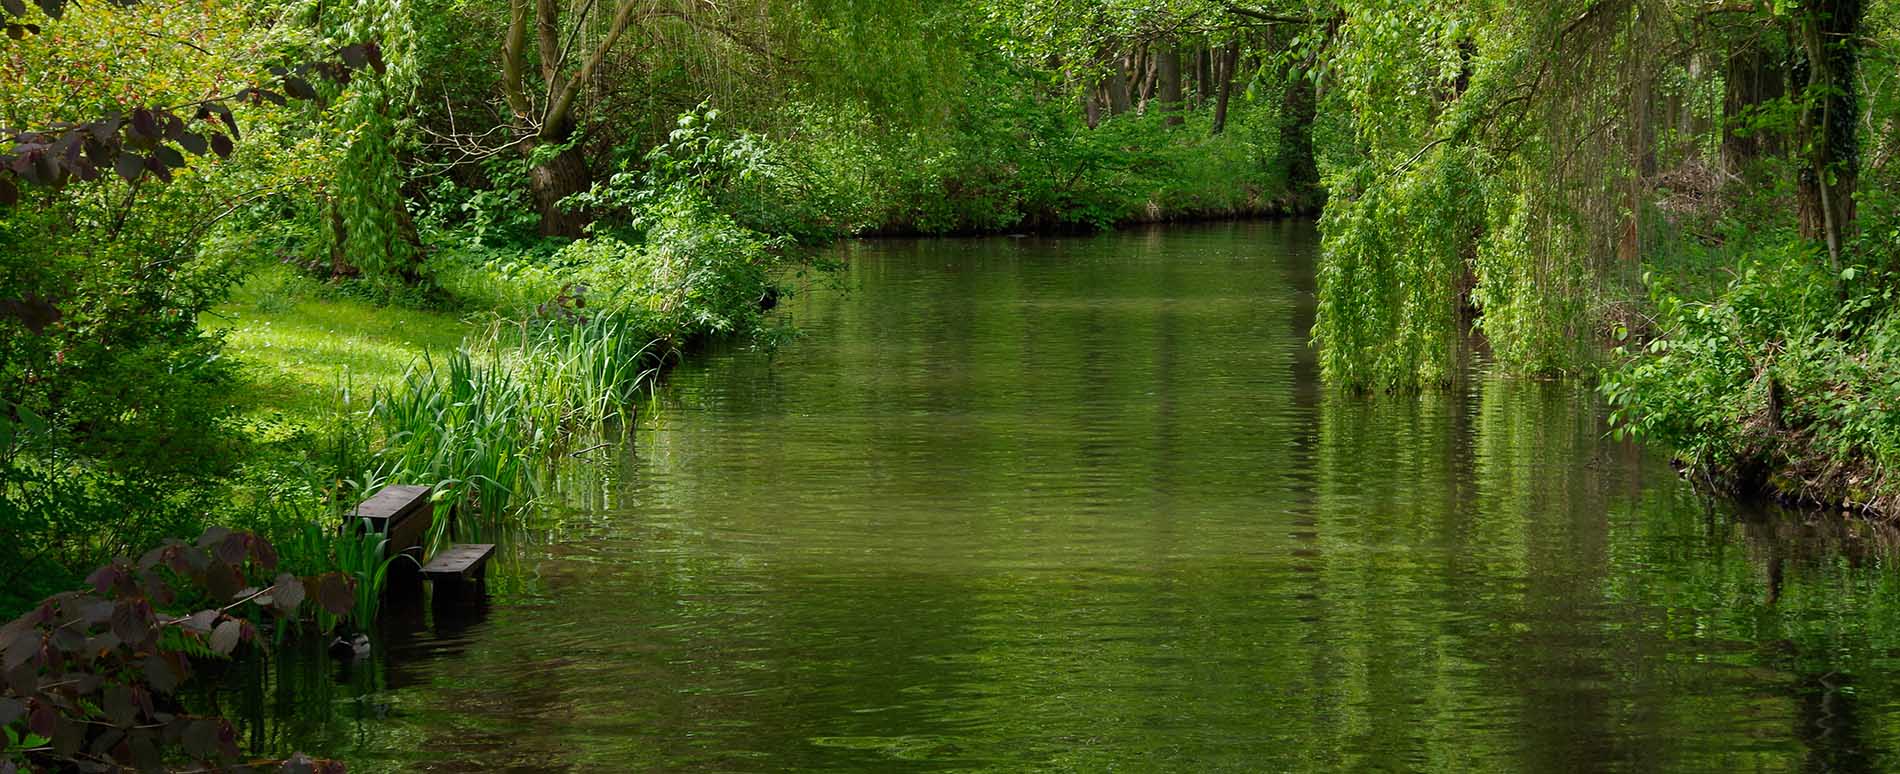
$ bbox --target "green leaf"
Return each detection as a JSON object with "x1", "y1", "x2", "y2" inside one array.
[{"x1": 15, "y1": 406, "x2": 44, "y2": 437}]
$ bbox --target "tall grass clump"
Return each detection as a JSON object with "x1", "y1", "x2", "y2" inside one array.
[
  {"x1": 367, "y1": 312, "x2": 675, "y2": 532},
  {"x1": 371, "y1": 348, "x2": 538, "y2": 527},
  {"x1": 279, "y1": 519, "x2": 404, "y2": 631},
  {"x1": 499, "y1": 315, "x2": 672, "y2": 432}
]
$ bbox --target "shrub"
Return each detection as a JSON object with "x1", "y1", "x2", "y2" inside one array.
[
  {"x1": 1603, "y1": 234, "x2": 1900, "y2": 509},
  {"x1": 0, "y1": 528, "x2": 355, "y2": 772}
]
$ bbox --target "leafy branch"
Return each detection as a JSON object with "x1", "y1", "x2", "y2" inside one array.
[{"x1": 1, "y1": 527, "x2": 357, "y2": 772}]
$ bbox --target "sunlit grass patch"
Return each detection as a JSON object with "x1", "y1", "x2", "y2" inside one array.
[{"x1": 205, "y1": 266, "x2": 474, "y2": 419}]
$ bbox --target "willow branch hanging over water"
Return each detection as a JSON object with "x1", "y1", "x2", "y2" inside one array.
[
  {"x1": 1309, "y1": 0, "x2": 1900, "y2": 512},
  {"x1": 1312, "y1": 0, "x2": 1676, "y2": 389}
]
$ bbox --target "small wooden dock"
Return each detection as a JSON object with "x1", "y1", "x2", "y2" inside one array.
[
  {"x1": 422, "y1": 542, "x2": 495, "y2": 610},
  {"x1": 350, "y1": 485, "x2": 497, "y2": 609}
]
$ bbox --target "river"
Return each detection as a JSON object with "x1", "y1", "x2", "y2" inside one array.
[{"x1": 231, "y1": 222, "x2": 1900, "y2": 772}]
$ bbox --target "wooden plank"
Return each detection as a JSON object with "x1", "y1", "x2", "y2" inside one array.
[
  {"x1": 420, "y1": 543, "x2": 495, "y2": 582},
  {"x1": 348, "y1": 485, "x2": 433, "y2": 559},
  {"x1": 350, "y1": 484, "x2": 431, "y2": 529}
]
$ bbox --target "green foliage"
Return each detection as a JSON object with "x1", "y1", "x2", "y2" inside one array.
[
  {"x1": 1313, "y1": 145, "x2": 1484, "y2": 389},
  {"x1": 1602, "y1": 231, "x2": 1900, "y2": 507},
  {"x1": 305, "y1": 0, "x2": 422, "y2": 284},
  {"x1": 1471, "y1": 178, "x2": 1595, "y2": 377},
  {"x1": 0, "y1": 0, "x2": 293, "y2": 607},
  {"x1": 738, "y1": 77, "x2": 1299, "y2": 236}
]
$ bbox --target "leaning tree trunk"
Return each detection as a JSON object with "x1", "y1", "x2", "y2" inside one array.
[
  {"x1": 525, "y1": 135, "x2": 591, "y2": 238},
  {"x1": 499, "y1": 0, "x2": 646, "y2": 238}
]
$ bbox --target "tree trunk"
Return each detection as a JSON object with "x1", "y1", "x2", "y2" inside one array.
[
  {"x1": 1793, "y1": 0, "x2": 1863, "y2": 264},
  {"x1": 1196, "y1": 47, "x2": 1214, "y2": 106},
  {"x1": 328, "y1": 202, "x2": 355, "y2": 278},
  {"x1": 1723, "y1": 39, "x2": 1785, "y2": 173},
  {"x1": 1212, "y1": 43, "x2": 1240, "y2": 136},
  {"x1": 1106, "y1": 59, "x2": 1133, "y2": 116},
  {"x1": 499, "y1": 0, "x2": 646, "y2": 237},
  {"x1": 525, "y1": 134, "x2": 591, "y2": 238},
  {"x1": 1622, "y1": 75, "x2": 1658, "y2": 262},
  {"x1": 1157, "y1": 46, "x2": 1185, "y2": 126},
  {"x1": 1687, "y1": 53, "x2": 1714, "y2": 144},
  {"x1": 1627, "y1": 75, "x2": 1659, "y2": 182},
  {"x1": 1278, "y1": 65, "x2": 1319, "y2": 202},
  {"x1": 1135, "y1": 48, "x2": 1155, "y2": 110}
]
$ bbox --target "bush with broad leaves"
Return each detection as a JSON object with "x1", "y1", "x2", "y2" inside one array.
[{"x1": 0, "y1": 527, "x2": 355, "y2": 772}]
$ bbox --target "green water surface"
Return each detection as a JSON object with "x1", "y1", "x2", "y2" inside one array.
[{"x1": 238, "y1": 222, "x2": 1900, "y2": 773}]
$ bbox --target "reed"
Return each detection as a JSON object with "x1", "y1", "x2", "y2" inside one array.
[
  {"x1": 333, "y1": 521, "x2": 399, "y2": 630},
  {"x1": 368, "y1": 313, "x2": 669, "y2": 533},
  {"x1": 275, "y1": 519, "x2": 402, "y2": 632}
]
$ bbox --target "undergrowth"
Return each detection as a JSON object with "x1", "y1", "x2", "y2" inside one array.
[{"x1": 1603, "y1": 191, "x2": 1900, "y2": 512}]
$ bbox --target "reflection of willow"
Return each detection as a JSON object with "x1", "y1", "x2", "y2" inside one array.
[
  {"x1": 1738, "y1": 511, "x2": 1900, "y2": 773},
  {"x1": 1310, "y1": 380, "x2": 1489, "y2": 769},
  {"x1": 1466, "y1": 376, "x2": 1657, "y2": 771},
  {"x1": 1308, "y1": 371, "x2": 1676, "y2": 770}
]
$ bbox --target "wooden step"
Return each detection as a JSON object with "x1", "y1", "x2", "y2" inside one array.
[{"x1": 420, "y1": 543, "x2": 495, "y2": 583}]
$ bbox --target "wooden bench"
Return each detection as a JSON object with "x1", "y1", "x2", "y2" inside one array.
[
  {"x1": 349, "y1": 484, "x2": 433, "y2": 563},
  {"x1": 420, "y1": 543, "x2": 495, "y2": 583}
]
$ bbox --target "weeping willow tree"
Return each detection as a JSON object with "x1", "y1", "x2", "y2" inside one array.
[
  {"x1": 302, "y1": 0, "x2": 421, "y2": 281},
  {"x1": 1315, "y1": 0, "x2": 1652, "y2": 388},
  {"x1": 1311, "y1": 0, "x2": 1875, "y2": 390}
]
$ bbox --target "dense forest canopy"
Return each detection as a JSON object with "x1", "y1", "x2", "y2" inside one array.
[{"x1": 3, "y1": 0, "x2": 1900, "y2": 765}]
